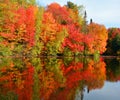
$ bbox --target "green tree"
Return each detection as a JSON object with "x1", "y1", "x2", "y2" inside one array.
[
  {"x1": 112, "y1": 34, "x2": 120, "y2": 55},
  {"x1": 66, "y1": 1, "x2": 84, "y2": 25},
  {"x1": 104, "y1": 28, "x2": 120, "y2": 55}
]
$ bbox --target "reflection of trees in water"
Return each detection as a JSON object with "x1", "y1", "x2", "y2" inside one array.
[
  {"x1": 45, "y1": 57, "x2": 106, "y2": 100},
  {"x1": 0, "y1": 57, "x2": 34, "y2": 100},
  {"x1": 104, "y1": 58, "x2": 120, "y2": 82},
  {"x1": 74, "y1": 86, "x2": 84, "y2": 100},
  {"x1": 0, "y1": 57, "x2": 106, "y2": 100}
]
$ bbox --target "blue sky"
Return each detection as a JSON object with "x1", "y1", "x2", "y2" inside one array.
[{"x1": 36, "y1": 0, "x2": 120, "y2": 28}]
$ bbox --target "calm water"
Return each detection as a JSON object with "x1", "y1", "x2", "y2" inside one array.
[{"x1": 0, "y1": 56, "x2": 120, "y2": 100}]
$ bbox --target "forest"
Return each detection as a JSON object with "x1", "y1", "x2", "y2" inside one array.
[
  {"x1": 0, "y1": 0, "x2": 120, "y2": 57},
  {"x1": 1, "y1": 1, "x2": 120, "y2": 99}
]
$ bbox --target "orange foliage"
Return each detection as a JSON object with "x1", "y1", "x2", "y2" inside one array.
[
  {"x1": 0, "y1": 62, "x2": 34, "y2": 100},
  {"x1": 39, "y1": 70, "x2": 59, "y2": 100},
  {"x1": 88, "y1": 23, "x2": 108, "y2": 54},
  {"x1": 85, "y1": 58, "x2": 106, "y2": 90},
  {"x1": 0, "y1": 1, "x2": 36, "y2": 47},
  {"x1": 41, "y1": 12, "x2": 61, "y2": 44}
]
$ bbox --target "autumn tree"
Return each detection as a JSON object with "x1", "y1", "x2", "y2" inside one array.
[
  {"x1": 0, "y1": 0, "x2": 19, "y2": 56},
  {"x1": 46, "y1": 3, "x2": 85, "y2": 56},
  {"x1": 40, "y1": 10, "x2": 68, "y2": 56},
  {"x1": 62, "y1": 24, "x2": 84, "y2": 56},
  {"x1": 66, "y1": 1, "x2": 84, "y2": 25},
  {"x1": 87, "y1": 23, "x2": 108, "y2": 54},
  {"x1": 31, "y1": 6, "x2": 44, "y2": 56},
  {"x1": 0, "y1": 0, "x2": 38, "y2": 56},
  {"x1": 46, "y1": 3, "x2": 71, "y2": 25}
]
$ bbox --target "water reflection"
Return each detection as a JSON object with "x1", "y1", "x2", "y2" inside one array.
[
  {"x1": 105, "y1": 58, "x2": 120, "y2": 82},
  {"x1": 0, "y1": 57, "x2": 120, "y2": 100}
]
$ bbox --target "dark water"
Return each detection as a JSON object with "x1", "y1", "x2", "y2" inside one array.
[{"x1": 0, "y1": 56, "x2": 120, "y2": 100}]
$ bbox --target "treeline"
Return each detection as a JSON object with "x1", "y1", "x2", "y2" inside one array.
[{"x1": 0, "y1": 0, "x2": 119, "y2": 56}]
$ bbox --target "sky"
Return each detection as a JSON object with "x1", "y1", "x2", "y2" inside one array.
[{"x1": 36, "y1": 0, "x2": 120, "y2": 28}]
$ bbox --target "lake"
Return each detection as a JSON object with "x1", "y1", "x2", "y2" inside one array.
[{"x1": 0, "y1": 56, "x2": 120, "y2": 100}]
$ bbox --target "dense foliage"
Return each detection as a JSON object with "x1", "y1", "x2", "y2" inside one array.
[
  {"x1": 104, "y1": 28, "x2": 120, "y2": 55},
  {"x1": 0, "y1": 1, "x2": 119, "y2": 99},
  {"x1": 0, "y1": 56, "x2": 108, "y2": 100},
  {"x1": 0, "y1": 0, "x2": 109, "y2": 57}
]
